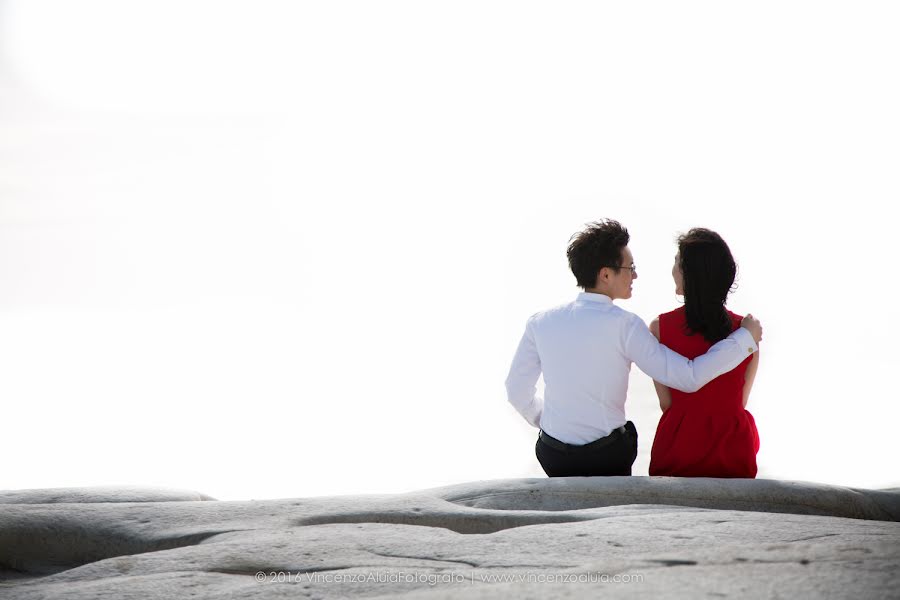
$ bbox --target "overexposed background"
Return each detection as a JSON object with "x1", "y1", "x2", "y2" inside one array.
[{"x1": 1, "y1": 1, "x2": 898, "y2": 500}]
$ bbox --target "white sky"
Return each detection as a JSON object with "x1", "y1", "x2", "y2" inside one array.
[{"x1": 1, "y1": 1, "x2": 898, "y2": 500}]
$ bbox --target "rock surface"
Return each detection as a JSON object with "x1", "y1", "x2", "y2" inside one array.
[
  {"x1": 1, "y1": 478, "x2": 898, "y2": 599},
  {"x1": 0, "y1": 486, "x2": 217, "y2": 505}
]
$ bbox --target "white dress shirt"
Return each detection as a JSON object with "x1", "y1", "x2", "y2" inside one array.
[{"x1": 505, "y1": 292, "x2": 758, "y2": 444}]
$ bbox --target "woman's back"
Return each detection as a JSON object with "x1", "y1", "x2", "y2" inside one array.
[
  {"x1": 661, "y1": 307, "x2": 749, "y2": 412},
  {"x1": 649, "y1": 306, "x2": 759, "y2": 478}
]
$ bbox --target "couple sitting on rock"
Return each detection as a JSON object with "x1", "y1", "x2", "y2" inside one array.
[{"x1": 505, "y1": 219, "x2": 762, "y2": 478}]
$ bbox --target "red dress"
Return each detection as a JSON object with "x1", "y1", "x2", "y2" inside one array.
[{"x1": 649, "y1": 306, "x2": 760, "y2": 478}]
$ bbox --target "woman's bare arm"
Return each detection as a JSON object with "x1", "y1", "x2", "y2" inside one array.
[
  {"x1": 649, "y1": 318, "x2": 672, "y2": 412},
  {"x1": 742, "y1": 350, "x2": 760, "y2": 408}
]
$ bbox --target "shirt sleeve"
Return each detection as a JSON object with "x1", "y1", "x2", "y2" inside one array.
[
  {"x1": 623, "y1": 314, "x2": 758, "y2": 393},
  {"x1": 504, "y1": 318, "x2": 544, "y2": 428}
]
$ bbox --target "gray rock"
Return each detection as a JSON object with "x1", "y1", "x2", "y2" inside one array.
[
  {"x1": 432, "y1": 477, "x2": 900, "y2": 522},
  {"x1": 1, "y1": 478, "x2": 898, "y2": 599},
  {"x1": 0, "y1": 487, "x2": 217, "y2": 505}
]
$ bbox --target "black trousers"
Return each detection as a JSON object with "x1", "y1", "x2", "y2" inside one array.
[{"x1": 535, "y1": 421, "x2": 638, "y2": 477}]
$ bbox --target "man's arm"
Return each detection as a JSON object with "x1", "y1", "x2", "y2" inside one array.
[
  {"x1": 624, "y1": 313, "x2": 760, "y2": 393},
  {"x1": 504, "y1": 320, "x2": 544, "y2": 428}
]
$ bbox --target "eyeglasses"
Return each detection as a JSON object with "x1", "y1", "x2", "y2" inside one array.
[{"x1": 601, "y1": 264, "x2": 637, "y2": 274}]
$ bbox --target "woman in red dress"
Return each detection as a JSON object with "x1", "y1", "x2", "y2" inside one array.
[{"x1": 648, "y1": 228, "x2": 760, "y2": 478}]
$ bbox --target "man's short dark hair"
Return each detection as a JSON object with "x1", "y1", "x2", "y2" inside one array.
[{"x1": 566, "y1": 219, "x2": 630, "y2": 289}]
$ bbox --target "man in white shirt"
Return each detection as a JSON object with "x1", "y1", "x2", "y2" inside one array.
[{"x1": 505, "y1": 219, "x2": 762, "y2": 476}]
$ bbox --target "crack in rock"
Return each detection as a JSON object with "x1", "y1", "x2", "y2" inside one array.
[
  {"x1": 786, "y1": 533, "x2": 840, "y2": 543},
  {"x1": 648, "y1": 559, "x2": 699, "y2": 567},
  {"x1": 293, "y1": 512, "x2": 590, "y2": 534},
  {"x1": 362, "y1": 550, "x2": 479, "y2": 569}
]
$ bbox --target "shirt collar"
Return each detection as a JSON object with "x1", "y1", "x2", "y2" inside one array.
[{"x1": 576, "y1": 292, "x2": 612, "y2": 304}]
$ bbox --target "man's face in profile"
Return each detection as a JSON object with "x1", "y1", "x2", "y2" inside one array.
[{"x1": 609, "y1": 246, "x2": 637, "y2": 300}]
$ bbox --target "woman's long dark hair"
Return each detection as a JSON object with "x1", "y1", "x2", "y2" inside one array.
[{"x1": 678, "y1": 228, "x2": 737, "y2": 343}]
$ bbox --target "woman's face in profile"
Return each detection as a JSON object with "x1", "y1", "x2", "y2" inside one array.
[{"x1": 673, "y1": 253, "x2": 684, "y2": 296}]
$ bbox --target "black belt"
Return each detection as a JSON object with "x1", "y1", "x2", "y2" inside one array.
[{"x1": 539, "y1": 425, "x2": 628, "y2": 453}]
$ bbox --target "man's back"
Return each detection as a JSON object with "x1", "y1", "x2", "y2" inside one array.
[{"x1": 528, "y1": 293, "x2": 636, "y2": 444}]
